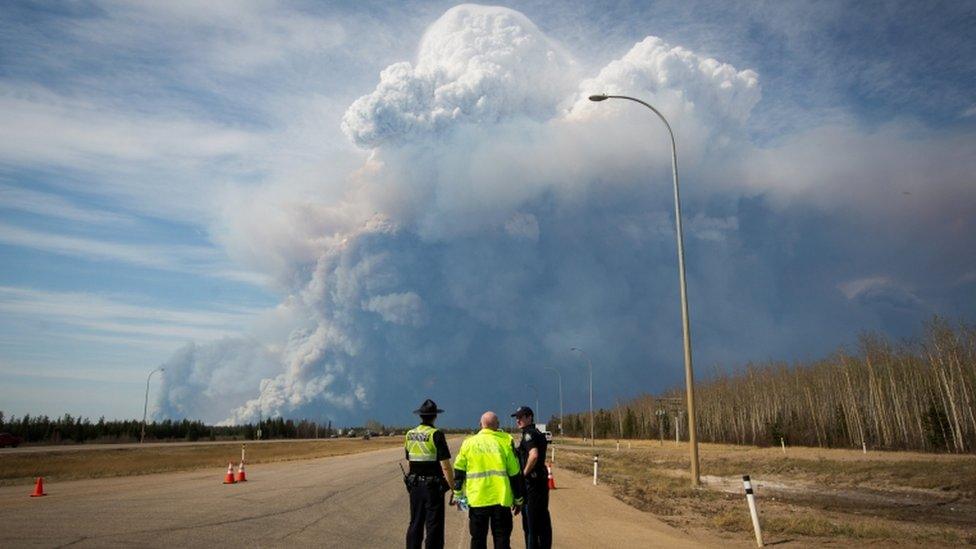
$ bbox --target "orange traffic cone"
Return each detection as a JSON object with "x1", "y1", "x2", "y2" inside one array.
[
  {"x1": 223, "y1": 462, "x2": 236, "y2": 484},
  {"x1": 30, "y1": 477, "x2": 46, "y2": 497},
  {"x1": 236, "y1": 461, "x2": 247, "y2": 482},
  {"x1": 547, "y1": 463, "x2": 556, "y2": 490}
]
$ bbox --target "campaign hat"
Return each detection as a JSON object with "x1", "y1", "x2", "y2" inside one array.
[{"x1": 414, "y1": 399, "x2": 445, "y2": 415}]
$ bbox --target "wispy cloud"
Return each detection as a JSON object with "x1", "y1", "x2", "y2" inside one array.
[
  {"x1": 65, "y1": 1, "x2": 349, "y2": 75},
  {"x1": 0, "y1": 286, "x2": 261, "y2": 343},
  {"x1": 0, "y1": 222, "x2": 268, "y2": 285},
  {"x1": 0, "y1": 86, "x2": 270, "y2": 221},
  {"x1": 0, "y1": 183, "x2": 134, "y2": 225}
]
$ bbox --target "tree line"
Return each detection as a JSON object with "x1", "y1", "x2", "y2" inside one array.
[
  {"x1": 557, "y1": 318, "x2": 975, "y2": 453},
  {"x1": 0, "y1": 414, "x2": 352, "y2": 444},
  {"x1": 0, "y1": 411, "x2": 474, "y2": 445}
]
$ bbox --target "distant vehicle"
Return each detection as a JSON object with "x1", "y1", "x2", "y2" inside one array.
[
  {"x1": 329, "y1": 433, "x2": 339, "y2": 438},
  {"x1": 0, "y1": 433, "x2": 23, "y2": 448},
  {"x1": 362, "y1": 432, "x2": 371, "y2": 440},
  {"x1": 346, "y1": 430, "x2": 357, "y2": 438},
  {"x1": 537, "y1": 423, "x2": 553, "y2": 443}
]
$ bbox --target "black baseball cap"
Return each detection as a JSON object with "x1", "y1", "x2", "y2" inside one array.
[
  {"x1": 511, "y1": 405, "x2": 534, "y2": 418},
  {"x1": 414, "y1": 399, "x2": 445, "y2": 415}
]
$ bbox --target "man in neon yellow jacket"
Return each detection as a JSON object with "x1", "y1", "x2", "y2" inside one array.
[{"x1": 453, "y1": 411, "x2": 525, "y2": 549}]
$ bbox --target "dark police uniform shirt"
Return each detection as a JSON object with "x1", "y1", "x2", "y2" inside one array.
[
  {"x1": 406, "y1": 426, "x2": 451, "y2": 477},
  {"x1": 516, "y1": 424, "x2": 548, "y2": 487}
]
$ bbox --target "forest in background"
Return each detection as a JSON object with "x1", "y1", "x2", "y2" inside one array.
[
  {"x1": 558, "y1": 318, "x2": 975, "y2": 453},
  {"x1": 0, "y1": 415, "x2": 423, "y2": 444}
]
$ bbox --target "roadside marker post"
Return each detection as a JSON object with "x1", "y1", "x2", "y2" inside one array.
[
  {"x1": 780, "y1": 438, "x2": 786, "y2": 455},
  {"x1": 742, "y1": 475, "x2": 764, "y2": 547},
  {"x1": 593, "y1": 455, "x2": 599, "y2": 486}
]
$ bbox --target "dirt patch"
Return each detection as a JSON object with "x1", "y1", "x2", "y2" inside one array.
[
  {"x1": 0, "y1": 438, "x2": 401, "y2": 486},
  {"x1": 553, "y1": 438, "x2": 976, "y2": 546}
]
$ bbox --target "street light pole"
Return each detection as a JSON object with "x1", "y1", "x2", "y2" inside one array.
[
  {"x1": 587, "y1": 93, "x2": 700, "y2": 487},
  {"x1": 570, "y1": 347, "x2": 594, "y2": 446},
  {"x1": 543, "y1": 366, "x2": 564, "y2": 436},
  {"x1": 526, "y1": 383, "x2": 540, "y2": 422},
  {"x1": 141, "y1": 367, "x2": 164, "y2": 443}
]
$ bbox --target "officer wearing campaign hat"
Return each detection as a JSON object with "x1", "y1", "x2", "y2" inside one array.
[
  {"x1": 512, "y1": 405, "x2": 552, "y2": 549},
  {"x1": 404, "y1": 399, "x2": 454, "y2": 549}
]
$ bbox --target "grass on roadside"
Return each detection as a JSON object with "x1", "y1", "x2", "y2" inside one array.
[
  {"x1": 556, "y1": 446, "x2": 975, "y2": 546},
  {"x1": 0, "y1": 438, "x2": 401, "y2": 486},
  {"x1": 557, "y1": 438, "x2": 976, "y2": 494}
]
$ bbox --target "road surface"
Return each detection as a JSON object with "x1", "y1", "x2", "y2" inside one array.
[
  {"x1": 0, "y1": 442, "x2": 737, "y2": 547},
  {"x1": 0, "y1": 437, "x2": 372, "y2": 455}
]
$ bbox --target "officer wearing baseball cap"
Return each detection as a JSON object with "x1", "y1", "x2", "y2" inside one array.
[
  {"x1": 405, "y1": 399, "x2": 454, "y2": 549},
  {"x1": 511, "y1": 405, "x2": 552, "y2": 548}
]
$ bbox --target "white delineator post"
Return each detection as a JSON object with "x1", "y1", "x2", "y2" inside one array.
[
  {"x1": 242, "y1": 443, "x2": 246, "y2": 464},
  {"x1": 593, "y1": 455, "x2": 599, "y2": 486},
  {"x1": 780, "y1": 438, "x2": 786, "y2": 455},
  {"x1": 742, "y1": 475, "x2": 764, "y2": 547}
]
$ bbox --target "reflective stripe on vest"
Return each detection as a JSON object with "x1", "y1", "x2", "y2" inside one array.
[
  {"x1": 465, "y1": 470, "x2": 508, "y2": 479},
  {"x1": 405, "y1": 424, "x2": 438, "y2": 462}
]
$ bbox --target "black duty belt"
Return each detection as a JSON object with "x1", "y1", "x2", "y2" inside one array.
[
  {"x1": 407, "y1": 474, "x2": 445, "y2": 486},
  {"x1": 411, "y1": 475, "x2": 442, "y2": 481}
]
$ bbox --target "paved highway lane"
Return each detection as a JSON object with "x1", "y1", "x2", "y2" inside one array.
[
  {"x1": 0, "y1": 443, "x2": 737, "y2": 548},
  {"x1": 0, "y1": 437, "x2": 370, "y2": 455}
]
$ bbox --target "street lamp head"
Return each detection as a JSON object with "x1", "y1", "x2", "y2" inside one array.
[{"x1": 588, "y1": 94, "x2": 609, "y2": 102}]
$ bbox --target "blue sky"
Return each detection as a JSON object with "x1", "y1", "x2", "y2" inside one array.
[{"x1": 1, "y1": 1, "x2": 974, "y2": 425}]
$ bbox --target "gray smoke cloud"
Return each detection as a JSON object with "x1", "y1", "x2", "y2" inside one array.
[{"x1": 153, "y1": 4, "x2": 975, "y2": 426}]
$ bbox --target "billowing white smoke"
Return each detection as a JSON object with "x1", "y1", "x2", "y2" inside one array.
[
  {"x1": 155, "y1": 338, "x2": 280, "y2": 421},
  {"x1": 570, "y1": 36, "x2": 759, "y2": 129},
  {"x1": 157, "y1": 4, "x2": 764, "y2": 425},
  {"x1": 342, "y1": 4, "x2": 578, "y2": 148}
]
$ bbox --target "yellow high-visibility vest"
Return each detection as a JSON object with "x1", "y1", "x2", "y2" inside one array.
[
  {"x1": 405, "y1": 424, "x2": 439, "y2": 462},
  {"x1": 454, "y1": 428, "x2": 520, "y2": 507}
]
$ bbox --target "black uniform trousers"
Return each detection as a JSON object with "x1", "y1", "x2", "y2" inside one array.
[
  {"x1": 521, "y1": 482, "x2": 552, "y2": 549},
  {"x1": 468, "y1": 504, "x2": 513, "y2": 549},
  {"x1": 406, "y1": 479, "x2": 446, "y2": 549}
]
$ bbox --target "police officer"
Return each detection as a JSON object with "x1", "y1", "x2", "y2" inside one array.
[
  {"x1": 453, "y1": 411, "x2": 524, "y2": 549},
  {"x1": 512, "y1": 406, "x2": 552, "y2": 549},
  {"x1": 405, "y1": 399, "x2": 454, "y2": 549}
]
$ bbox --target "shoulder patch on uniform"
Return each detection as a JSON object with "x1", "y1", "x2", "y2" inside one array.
[{"x1": 524, "y1": 433, "x2": 532, "y2": 441}]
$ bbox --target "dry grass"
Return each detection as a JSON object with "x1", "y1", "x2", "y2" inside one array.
[
  {"x1": 553, "y1": 438, "x2": 976, "y2": 546},
  {"x1": 0, "y1": 438, "x2": 401, "y2": 486},
  {"x1": 559, "y1": 438, "x2": 976, "y2": 493}
]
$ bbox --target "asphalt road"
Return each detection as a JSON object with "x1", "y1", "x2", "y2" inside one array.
[
  {"x1": 0, "y1": 437, "x2": 375, "y2": 455},
  {"x1": 0, "y1": 442, "x2": 733, "y2": 548}
]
